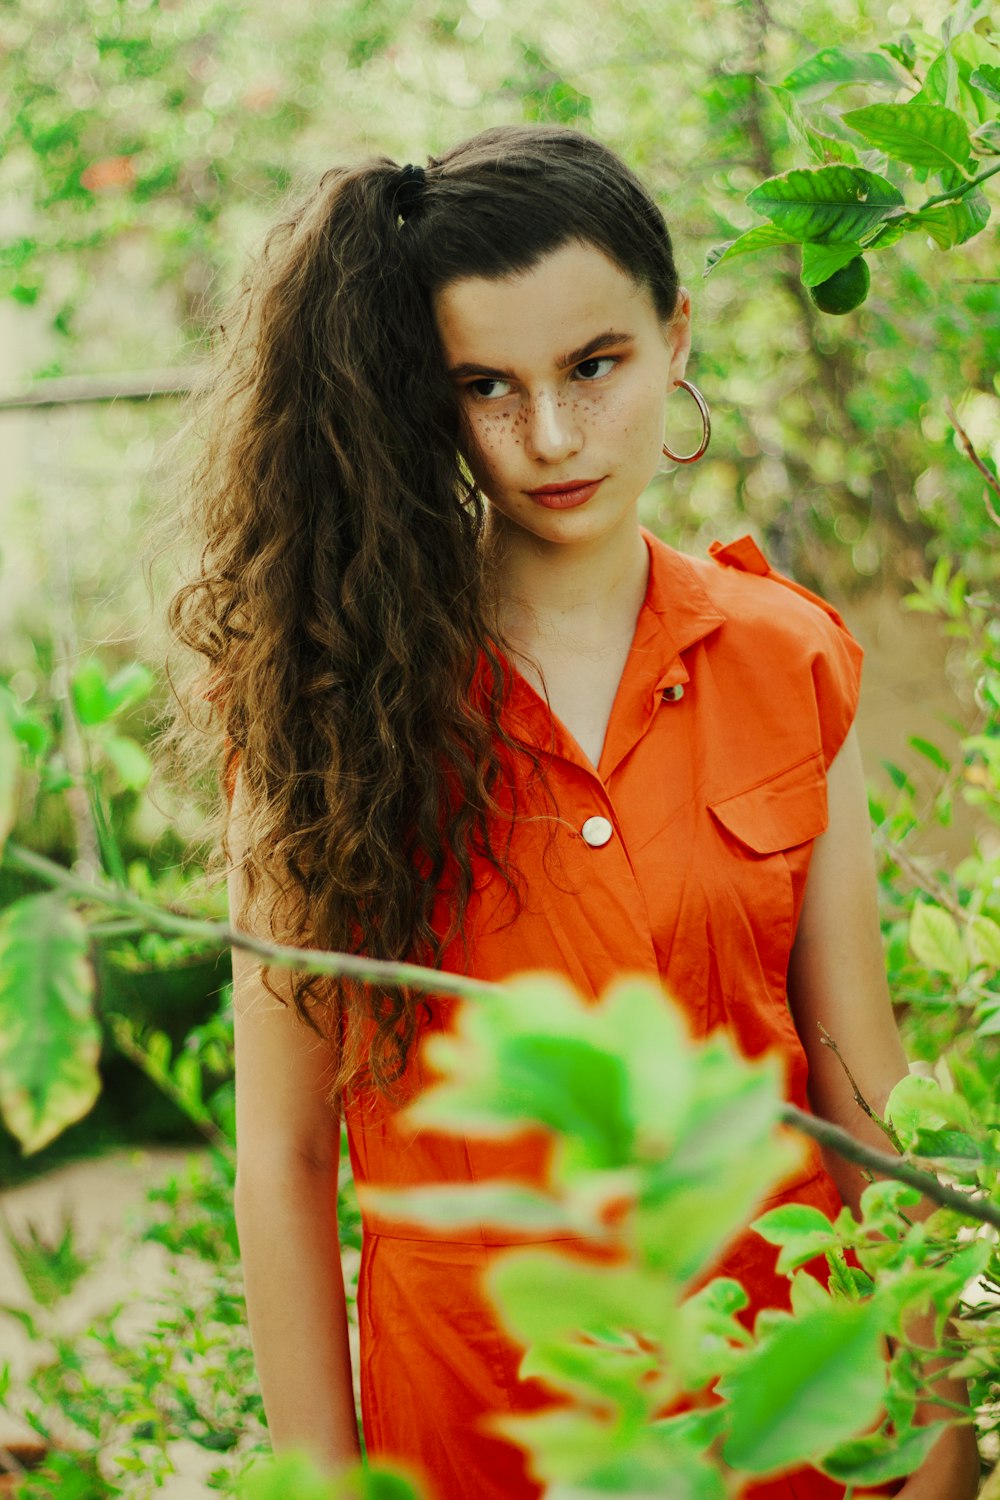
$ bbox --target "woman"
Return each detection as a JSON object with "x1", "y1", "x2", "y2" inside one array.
[{"x1": 169, "y1": 125, "x2": 979, "y2": 1498}]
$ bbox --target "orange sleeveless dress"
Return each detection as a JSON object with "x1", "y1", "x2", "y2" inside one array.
[{"x1": 343, "y1": 530, "x2": 893, "y2": 1500}]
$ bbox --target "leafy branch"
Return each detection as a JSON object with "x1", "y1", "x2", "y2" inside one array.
[
  {"x1": 1, "y1": 841, "x2": 499, "y2": 1002},
  {"x1": 780, "y1": 1104, "x2": 1000, "y2": 1231},
  {"x1": 4, "y1": 840, "x2": 999, "y2": 1231},
  {"x1": 706, "y1": 25, "x2": 1000, "y2": 313}
]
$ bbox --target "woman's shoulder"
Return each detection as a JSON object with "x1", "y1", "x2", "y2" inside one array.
[
  {"x1": 645, "y1": 529, "x2": 858, "y2": 661},
  {"x1": 643, "y1": 530, "x2": 864, "y2": 770}
]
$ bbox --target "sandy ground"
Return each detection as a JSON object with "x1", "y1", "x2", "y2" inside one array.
[{"x1": 0, "y1": 1147, "x2": 223, "y2": 1498}]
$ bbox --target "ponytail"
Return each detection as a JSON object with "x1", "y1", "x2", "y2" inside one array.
[{"x1": 166, "y1": 157, "x2": 523, "y2": 1099}]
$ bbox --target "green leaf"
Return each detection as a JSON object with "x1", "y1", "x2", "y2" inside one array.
[
  {"x1": 487, "y1": 1250, "x2": 676, "y2": 1348},
  {"x1": 753, "y1": 1203, "x2": 835, "y2": 1242},
  {"x1": 520, "y1": 1337, "x2": 658, "y2": 1414},
  {"x1": 0, "y1": 688, "x2": 20, "y2": 858},
  {"x1": 800, "y1": 241, "x2": 864, "y2": 287},
  {"x1": 977, "y1": 1004, "x2": 1000, "y2": 1036},
  {"x1": 240, "y1": 1454, "x2": 420, "y2": 1500},
  {"x1": 0, "y1": 895, "x2": 100, "y2": 1154},
  {"x1": 781, "y1": 47, "x2": 902, "y2": 98},
  {"x1": 910, "y1": 1126, "x2": 993, "y2": 1165},
  {"x1": 104, "y1": 663, "x2": 154, "y2": 717},
  {"x1": 360, "y1": 1182, "x2": 598, "y2": 1237},
  {"x1": 704, "y1": 223, "x2": 799, "y2": 276},
  {"x1": 634, "y1": 1045, "x2": 796, "y2": 1281},
  {"x1": 746, "y1": 167, "x2": 905, "y2": 245},
  {"x1": 969, "y1": 914, "x2": 1000, "y2": 969},
  {"x1": 821, "y1": 1422, "x2": 950, "y2": 1484},
  {"x1": 653, "y1": 1404, "x2": 728, "y2": 1452},
  {"x1": 103, "y1": 735, "x2": 152, "y2": 791},
  {"x1": 858, "y1": 1179, "x2": 921, "y2": 1229},
  {"x1": 764, "y1": 83, "x2": 860, "y2": 164},
  {"x1": 884, "y1": 1073, "x2": 972, "y2": 1142},
  {"x1": 842, "y1": 103, "x2": 971, "y2": 174},
  {"x1": 1, "y1": 1211, "x2": 94, "y2": 1309},
  {"x1": 789, "y1": 1270, "x2": 831, "y2": 1316},
  {"x1": 491, "y1": 1407, "x2": 625, "y2": 1488},
  {"x1": 911, "y1": 188, "x2": 991, "y2": 248},
  {"x1": 600, "y1": 977, "x2": 694, "y2": 1149},
  {"x1": 70, "y1": 660, "x2": 153, "y2": 727},
  {"x1": 71, "y1": 660, "x2": 112, "y2": 726},
  {"x1": 972, "y1": 119, "x2": 1000, "y2": 152},
  {"x1": 908, "y1": 736, "x2": 950, "y2": 771},
  {"x1": 882, "y1": 37, "x2": 917, "y2": 72},
  {"x1": 908, "y1": 902, "x2": 968, "y2": 981},
  {"x1": 499, "y1": 1033, "x2": 633, "y2": 1168},
  {"x1": 674, "y1": 1278, "x2": 754, "y2": 1385},
  {"x1": 917, "y1": 35, "x2": 1000, "y2": 122},
  {"x1": 751, "y1": 1201, "x2": 838, "y2": 1273},
  {"x1": 501, "y1": 1407, "x2": 728, "y2": 1498},
  {"x1": 719, "y1": 1301, "x2": 888, "y2": 1474},
  {"x1": 883, "y1": 760, "x2": 915, "y2": 794},
  {"x1": 970, "y1": 63, "x2": 1000, "y2": 104},
  {"x1": 0, "y1": 1302, "x2": 39, "y2": 1339}
]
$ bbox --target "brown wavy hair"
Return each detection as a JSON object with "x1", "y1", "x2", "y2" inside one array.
[{"x1": 164, "y1": 123, "x2": 679, "y2": 1101}]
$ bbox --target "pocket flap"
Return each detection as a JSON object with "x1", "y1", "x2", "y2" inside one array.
[{"x1": 709, "y1": 753, "x2": 827, "y2": 854}]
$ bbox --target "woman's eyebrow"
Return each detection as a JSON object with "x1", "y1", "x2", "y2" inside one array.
[{"x1": 447, "y1": 330, "x2": 635, "y2": 381}]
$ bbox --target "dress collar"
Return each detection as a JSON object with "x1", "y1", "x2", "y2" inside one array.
[{"x1": 495, "y1": 529, "x2": 728, "y2": 777}]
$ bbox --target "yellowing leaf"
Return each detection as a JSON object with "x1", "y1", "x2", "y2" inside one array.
[
  {"x1": 969, "y1": 915, "x2": 1000, "y2": 970},
  {"x1": 0, "y1": 895, "x2": 100, "y2": 1154},
  {"x1": 908, "y1": 902, "x2": 968, "y2": 981},
  {"x1": 0, "y1": 693, "x2": 20, "y2": 859}
]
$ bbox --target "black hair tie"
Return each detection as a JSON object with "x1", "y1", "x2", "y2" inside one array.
[{"x1": 394, "y1": 162, "x2": 427, "y2": 223}]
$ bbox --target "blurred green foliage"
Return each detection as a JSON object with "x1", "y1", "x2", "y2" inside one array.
[
  {"x1": 1, "y1": 0, "x2": 998, "y2": 608},
  {"x1": 0, "y1": 0, "x2": 999, "y2": 1492}
]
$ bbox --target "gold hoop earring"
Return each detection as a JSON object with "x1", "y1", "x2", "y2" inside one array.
[{"x1": 662, "y1": 379, "x2": 711, "y2": 464}]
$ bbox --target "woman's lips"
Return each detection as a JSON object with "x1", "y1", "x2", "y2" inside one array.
[{"x1": 525, "y1": 478, "x2": 604, "y2": 510}]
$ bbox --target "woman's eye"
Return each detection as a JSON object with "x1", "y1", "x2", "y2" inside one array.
[
  {"x1": 574, "y1": 356, "x2": 617, "y2": 382},
  {"x1": 468, "y1": 377, "x2": 514, "y2": 400}
]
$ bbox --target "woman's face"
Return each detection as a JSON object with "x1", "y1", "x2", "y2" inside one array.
[{"x1": 433, "y1": 240, "x2": 691, "y2": 550}]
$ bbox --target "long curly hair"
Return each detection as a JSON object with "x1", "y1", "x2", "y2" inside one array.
[{"x1": 165, "y1": 123, "x2": 679, "y2": 1102}]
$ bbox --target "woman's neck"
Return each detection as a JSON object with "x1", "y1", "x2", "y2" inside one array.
[{"x1": 488, "y1": 512, "x2": 649, "y2": 656}]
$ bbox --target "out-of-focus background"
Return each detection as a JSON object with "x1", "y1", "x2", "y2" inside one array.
[{"x1": 1, "y1": 0, "x2": 998, "y2": 1492}]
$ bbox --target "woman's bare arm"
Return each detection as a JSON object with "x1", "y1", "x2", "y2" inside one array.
[
  {"x1": 228, "y1": 773, "x2": 360, "y2": 1475},
  {"x1": 788, "y1": 727, "x2": 980, "y2": 1499},
  {"x1": 788, "y1": 727, "x2": 909, "y2": 1198}
]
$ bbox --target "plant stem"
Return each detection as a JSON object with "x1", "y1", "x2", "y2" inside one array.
[
  {"x1": 1, "y1": 841, "x2": 500, "y2": 1002},
  {"x1": 7, "y1": 840, "x2": 1000, "y2": 1225},
  {"x1": 918, "y1": 158, "x2": 1000, "y2": 212},
  {"x1": 944, "y1": 397, "x2": 1000, "y2": 527},
  {"x1": 780, "y1": 1103, "x2": 1000, "y2": 1231}
]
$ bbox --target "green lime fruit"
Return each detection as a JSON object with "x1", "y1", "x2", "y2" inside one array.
[{"x1": 808, "y1": 255, "x2": 870, "y2": 315}]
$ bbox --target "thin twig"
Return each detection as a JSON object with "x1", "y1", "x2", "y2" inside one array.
[
  {"x1": 0, "y1": 369, "x2": 194, "y2": 412},
  {"x1": 944, "y1": 397, "x2": 1000, "y2": 528},
  {"x1": 7, "y1": 844, "x2": 1000, "y2": 1227},
  {"x1": 880, "y1": 836, "x2": 964, "y2": 920},
  {"x1": 780, "y1": 1103, "x2": 1000, "y2": 1231},
  {"x1": 2, "y1": 842, "x2": 500, "y2": 1001},
  {"x1": 817, "y1": 1023, "x2": 903, "y2": 1149},
  {"x1": 917, "y1": 158, "x2": 1000, "y2": 212}
]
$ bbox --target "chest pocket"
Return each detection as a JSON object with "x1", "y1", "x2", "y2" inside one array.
[
  {"x1": 701, "y1": 752, "x2": 830, "y2": 1041},
  {"x1": 708, "y1": 752, "x2": 828, "y2": 854}
]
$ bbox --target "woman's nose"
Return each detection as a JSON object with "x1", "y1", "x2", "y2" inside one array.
[{"x1": 524, "y1": 390, "x2": 582, "y2": 463}]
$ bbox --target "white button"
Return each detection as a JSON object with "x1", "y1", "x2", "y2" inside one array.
[
  {"x1": 662, "y1": 683, "x2": 685, "y2": 702},
  {"x1": 581, "y1": 816, "x2": 614, "y2": 847}
]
